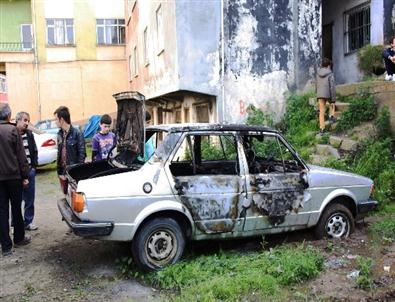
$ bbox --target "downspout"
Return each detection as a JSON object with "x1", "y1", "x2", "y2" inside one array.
[
  {"x1": 31, "y1": 0, "x2": 41, "y2": 120},
  {"x1": 220, "y1": 0, "x2": 225, "y2": 123}
]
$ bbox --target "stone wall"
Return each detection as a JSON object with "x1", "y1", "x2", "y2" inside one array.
[{"x1": 336, "y1": 81, "x2": 395, "y2": 133}]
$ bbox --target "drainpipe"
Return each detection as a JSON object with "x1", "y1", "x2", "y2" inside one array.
[
  {"x1": 31, "y1": 0, "x2": 41, "y2": 120},
  {"x1": 220, "y1": 0, "x2": 225, "y2": 123}
]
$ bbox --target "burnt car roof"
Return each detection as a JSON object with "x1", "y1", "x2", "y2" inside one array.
[{"x1": 147, "y1": 123, "x2": 279, "y2": 134}]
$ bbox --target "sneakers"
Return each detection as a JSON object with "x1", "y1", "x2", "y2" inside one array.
[
  {"x1": 385, "y1": 74, "x2": 393, "y2": 81},
  {"x1": 25, "y1": 223, "x2": 38, "y2": 231},
  {"x1": 14, "y1": 236, "x2": 31, "y2": 247},
  {"x1": 318, "y1": 129, "x2": 325, "y2": 135},
  {"x1": 329, "y1": 116, "x2": 337, "y2": 123},
  {"x1": 2, "y1": 249, "x2": 13, "y2": 256}
]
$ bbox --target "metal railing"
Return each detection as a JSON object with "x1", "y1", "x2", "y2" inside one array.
[{"x1": 0, "y1": 42, "x2": 34, "y2": 52}]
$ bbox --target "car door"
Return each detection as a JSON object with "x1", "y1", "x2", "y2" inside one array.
[
  {"x1": 241, "y1": 132, "x2": 310, "y2": 231},
  {"x1": 168, "y1": 131, "x2": 246, "y2": 235}
]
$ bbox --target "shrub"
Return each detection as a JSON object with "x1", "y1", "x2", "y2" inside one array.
[
  {"x1": 375, "y1": 106, "x2": 392, "y2": 139},
  {"x1": 376, "y1": 169, "x2": 395, "y2": 206},
  {"x1": 371, "y1": 218, "x2": 395, "y2": 243},
  {"x1": 356, "y1": 257, "x2": 374, "y2": 290},
  {"x1": 357, "y1": 44, "x2": 385, "y2": 75},
  {"x1": 335, "y1": 91, "x2": 377, "y2": 132},
  {"x1": 353, "y1": 139, "x2": 393, "y2": 181},
  {"x1": 247, "y1": 104, "x2": 274, "y2": 127}
]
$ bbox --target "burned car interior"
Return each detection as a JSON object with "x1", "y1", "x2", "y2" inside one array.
[{"x1": 169, "y1": 134, "x2": 239, "y2": 176}]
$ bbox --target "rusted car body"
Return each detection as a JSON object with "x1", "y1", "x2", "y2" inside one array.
[{"x1": 57, "y1": 93, "x2": 377, "y2": 271}]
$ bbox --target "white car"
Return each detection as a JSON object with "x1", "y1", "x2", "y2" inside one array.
[{"x1": 30, "y1": 126, "x2": 57, "y2": 166}]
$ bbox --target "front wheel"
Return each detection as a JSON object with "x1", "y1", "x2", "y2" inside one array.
[
  {"x1": 132, "y1": 218, "x2": 185, "y2": 271},
  {"x1": 314, "y1": 204, "x2": 355, "y2": 239}
]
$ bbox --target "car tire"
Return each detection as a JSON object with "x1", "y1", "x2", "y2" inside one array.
[
  {"x1": 314, "y1": 203, "x2": 355, "y2": 240},
  {"x1": 132, "y1": 218, "x2": 185, "y2": 271}
]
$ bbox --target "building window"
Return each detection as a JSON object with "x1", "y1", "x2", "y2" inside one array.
[
  {"x1": 195, "y1": 104, "x2": 209, "y2": 123},
  {"x1": 46, "y1": 19, "x2": 74, "y2": 45},
  {"x1": 97, "y1": 19, "x2": 125, "y2": 45},
  {"x1": 20, "y1": 24, "x2": 33, "y2": 50},
  {"x1": 143, "y1": 27, "x2": 149, "y2": 64},
  {"x1": 155, "y1": 5, "x2": 164, "y2": 53},
  {"x1": 344, "y1": 2, "x2": 370, "y2": 54},
  {"x1": 133, "y1": 46, "x2": 138, "y2": 77}
]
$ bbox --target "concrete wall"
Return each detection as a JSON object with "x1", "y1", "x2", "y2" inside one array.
[
  {"x1": 175, "y1": 1, "x2": 221, "y2": 97},
  {"x1": 223, "y1": 0, "x2": 320, "y2": 123},
  {"x1": 323, "y1": 0, "x2": 385, "y2": 84},
  {"x1": 336, "y1": 81, "x2": 395, "y2": 134}
]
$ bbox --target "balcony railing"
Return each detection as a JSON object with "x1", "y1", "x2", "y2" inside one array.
[{"x1": 0, "y1": 42, "x2": 33, "y2": 52}]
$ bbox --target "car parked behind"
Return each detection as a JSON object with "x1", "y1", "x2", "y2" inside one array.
[{"x1": 30, "y1": 126, "x2": 57, "y2": 166}]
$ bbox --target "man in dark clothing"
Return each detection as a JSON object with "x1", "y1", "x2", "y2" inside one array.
[
  {"x1": 0, "y1": 104, "x2": 31, "y2": 256},
  {"x1": 383, "y1": 37, "x2": 395, "y2": 81},
  {"x1": 53, "y1": 106, "x2": 86, "y2": 193},
  {"x1": 16, "y1": 111, "x2": 39, "y2": 231}
]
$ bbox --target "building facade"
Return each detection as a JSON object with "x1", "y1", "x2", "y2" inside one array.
[
  {"x1": 126, "y1": 0, "x2": 395, "y2": 124},
  {"x1": 0, "y1": 0, "x2": 128, "y2": 123}
]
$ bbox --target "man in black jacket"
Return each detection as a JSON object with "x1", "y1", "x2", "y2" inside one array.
[
  {"x1": 0, "y1": 104, "x2": 31, "y2": 256},
  {"x1": 16, "y1": 111, "x2": 39, "y2": 231},
  {"x1": 53, "y1": 106, "x2": 86, "y2": 193}
]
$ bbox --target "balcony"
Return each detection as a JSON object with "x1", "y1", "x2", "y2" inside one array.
[{"x1": 0, "y1": 42, "x2": 33, "y2": 52}]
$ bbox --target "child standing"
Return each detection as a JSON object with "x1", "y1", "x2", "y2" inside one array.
[
  {"x1": 92, "y1": 114, "x2": 116, "y2": 161},
  {"x1": 316, "y1": 58, "x2": 336, "y2": 134}
]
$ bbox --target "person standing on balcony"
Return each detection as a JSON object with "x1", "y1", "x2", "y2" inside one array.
[
  {"x1": 383, "y1": 37, "x2": 395, "y2": 81},
  {"x1": 316, "y1": 58, "x2": 336, "y2": 134},
  {"x1": 15, "y1": 111, "x2": 38, "y2": 231},
  {"x1": 0, "y1": 104, "x2": 31, "y2": 256},
  {"x1": 53, "y1": 106, "x2": 86, "y2": 193}
]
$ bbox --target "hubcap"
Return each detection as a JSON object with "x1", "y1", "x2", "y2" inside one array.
[
  {"x1": 326, "y1": 213, "x2": 349, "y2": 238},
  {"x1": 146, "y1": 229, "x2": 177, "y2": 266}
]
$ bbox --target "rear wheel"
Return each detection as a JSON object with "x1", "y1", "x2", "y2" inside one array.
[
  {"x1": 314, "y1": 204, "x2": 355, "y2": 239},
  {"x1": 132, "y1": 218, "x2": 185, "y2": 271}
]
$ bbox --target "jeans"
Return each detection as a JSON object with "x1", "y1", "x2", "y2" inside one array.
[
  {"x1": 0, "y1": 179, "x2": 25, "y2": 252},
  {"x1": 23, "y1": 168, "x2": 36, "y2": 227}
]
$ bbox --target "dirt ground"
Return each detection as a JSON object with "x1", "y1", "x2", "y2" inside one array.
[{"x1": 0, "y1": 167, "x2": 394, "y2": 302}]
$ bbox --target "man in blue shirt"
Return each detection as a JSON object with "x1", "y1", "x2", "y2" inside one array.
[{"x1": 383, "y1": 37, "x2": 395, "y2": 81}]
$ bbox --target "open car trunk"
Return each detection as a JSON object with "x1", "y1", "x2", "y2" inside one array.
[{"x1": 66, "y1": 91, "x2": 146, "y2": 184}]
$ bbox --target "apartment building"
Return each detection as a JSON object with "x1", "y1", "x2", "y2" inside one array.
[{"x1": 0, "y1": 0, "x2": 128, "y2": 123}]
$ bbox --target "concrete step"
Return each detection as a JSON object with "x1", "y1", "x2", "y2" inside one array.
[
  {"x1": 328, "y1": 135, "x2": 359, "y2": 152},
  {"x1": 315, "y1": 144, "x2": 341, "y2": 159},
  {"x1": 329, "y1": 136, "x2": 342, "y2": 148},
  {"x1": 310, "y1": 154, "x2": 332, "y2": 165},
  {"x1": 335, "y1": 102, "x2": 350, "y2": 112}
]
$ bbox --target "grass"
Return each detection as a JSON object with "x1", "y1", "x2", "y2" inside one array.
[
  {"x1": 370, "y1": 217, "x2": 395, "y2": 243},
  {"x1": 120, "y1": 244, "x2": 324, "y2": 301},
  {"x1": 355, "y1": 257, "x2": 374, "y2": 290}
]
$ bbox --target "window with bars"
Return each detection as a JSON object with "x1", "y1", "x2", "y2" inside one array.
[
  {"x1": 97, "y1": 19, "x2": 125, "y2": 45},
  {"x1": 46, "y1": 19, "x2": 74, "y2": 45},
  {"x1": 343, "y1": 2, "x2": 370, "y2": 54}
]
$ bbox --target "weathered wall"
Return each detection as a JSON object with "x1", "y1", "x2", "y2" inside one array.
[
  {"x1": 223, "y1": 0, "x2": 320, "y2": 123},
  {"x1": 323, "y1": 0, "x2": 384, "y2": 84},
  {"x1": 175, "y1": 1, "x2": 221, "y2": 97}
]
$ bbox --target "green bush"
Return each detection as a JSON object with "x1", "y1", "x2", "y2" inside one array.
[
  {"x1": 353, "y1": 139, "x2": 393, "y2": 181},
  {"x1": 375, "y1": 106, "x2": 392, "y2": 139},
  {"x1": 335, "y1": 91, "x2": 377, "y2": 132},
  {"x1": 356, "y1": 257, "x2": 374, "y2": 290},
  {"x1": 357, "y1": 44, "x2": 385, "y2": 75},
  {"x1": 371, "y1": 218, "x2": 395, "y2": 243},
  {"x1": 246, "y1": 104, "x2": 274, "y2": 127},
  {"x1": 376, "y1": 169, "x2": 395, "y2": 206}
]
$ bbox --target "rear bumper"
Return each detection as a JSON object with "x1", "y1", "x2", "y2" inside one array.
[
  {"x1": 356, "y1": 199, "x2": 378, "y2": 220},
  {"x1": 57, "y1": 198, "x2": 114, "y2": 237}
]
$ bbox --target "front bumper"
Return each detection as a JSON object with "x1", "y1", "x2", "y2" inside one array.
[
  {"x1": 57, "y1": 198, "x2": 114, "y2": 237},
  {"x1": 356, "y1": 199, "x2": 378, "y2": 220}
]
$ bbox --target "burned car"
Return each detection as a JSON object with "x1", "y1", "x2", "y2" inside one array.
[{"x1": 58, "y1": 92, "x2": 377, "y2": 271}]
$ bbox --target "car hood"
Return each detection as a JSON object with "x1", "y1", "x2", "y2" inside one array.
[
  {"x1": 307, "y1": 165, "x2": 373, "y2": 187},
  {"x1": 112, "y1": 91, "x2": 146, "y2": 167}
]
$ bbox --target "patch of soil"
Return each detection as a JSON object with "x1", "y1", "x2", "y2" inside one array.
[{"x1": 0, "y1": 168, "x2": 159, "y2": 302}]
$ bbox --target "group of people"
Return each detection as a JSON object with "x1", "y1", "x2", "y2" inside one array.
[{"x1": 0, "y1": 104, "x2": 120, "y2": 256}]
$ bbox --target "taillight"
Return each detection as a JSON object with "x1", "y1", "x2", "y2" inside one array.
[
  {"x1": 42, "y1": 139, "x2": 56, "y2": 147},
  {"x1": 72, "y1": 191, "x2": 85, "y2": 213},
  {"x1": 370, "y1": 184, "x2": 375, "y2": 198}
]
